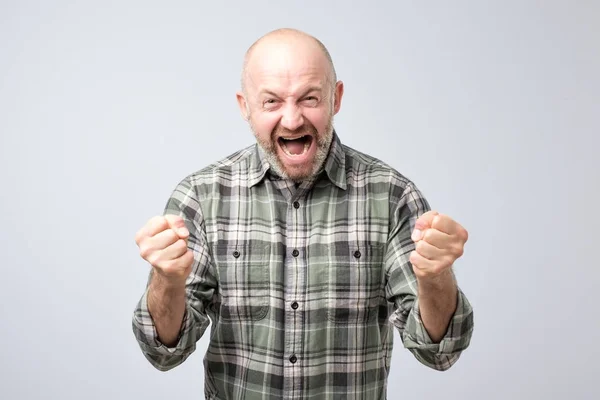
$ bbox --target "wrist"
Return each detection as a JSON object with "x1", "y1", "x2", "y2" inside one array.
[
  {"x1": 150, "y1": 269, "x2": 187, "y2": 292},
  {"x1": 417, "y1": 268, "x2": 455, "y2": 291}
]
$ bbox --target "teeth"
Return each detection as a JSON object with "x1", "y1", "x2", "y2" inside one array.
[
  {"x1": 281, "y1": 140, "x2": 310, "y2": 156},
  {"x1": 281, "y1": 135, "x2": 306, "y2": 141}
]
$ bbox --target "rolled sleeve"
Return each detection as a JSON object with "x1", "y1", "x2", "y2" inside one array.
[
  {"x1": 396, "y1": 288, "x2": 474, "y2": 370},
  {"x1": 131, "y1": 174, "x2": 216, "y2": 371},
  {"x1": 131, "y1": 286, "x2": 204, "y2": 368},
  {"x1": 385, "y1": 179, "x2": 474, "y2": 371}
]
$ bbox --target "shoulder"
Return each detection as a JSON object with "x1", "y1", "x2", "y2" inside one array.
[
  {"x1": 169, "y1": 144, "x2": 258, "y2": 197},
  {"x1": 192, "y1": 144, "x2": 257, "y2": 179},
  {"x1": 342, "y1": 144, "x2": 431, "y2": 215},
  {"x1": 342, "y1": 143, "x2": 415, "y2": 191}
]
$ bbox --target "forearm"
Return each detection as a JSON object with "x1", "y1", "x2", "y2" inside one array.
[
  {"x1": 147, "y1": 273, "x2": 187, "y2": 347},
  {"x1": 417, "y1": 269, "x2": 458, "y2": 343}
]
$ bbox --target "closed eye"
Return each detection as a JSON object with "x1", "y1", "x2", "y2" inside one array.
[
  {"x1": 303, "y1": 96, "x2": 319, "y2": 105},
  {"x1": 263, "y1": 98, "x2": 280, "y2": 109}
]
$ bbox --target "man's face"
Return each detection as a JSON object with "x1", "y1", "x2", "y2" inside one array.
[{"x1": 237, "y1": 39, "x2": 343, "y2": 182}]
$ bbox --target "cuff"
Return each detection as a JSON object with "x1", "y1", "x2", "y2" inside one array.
[
  {"x1": 402, "y1": 288, "x2": 474, "y2": 356},
  {"x1": 132, "y1": 288, "x2": 194, "y2": 356}
]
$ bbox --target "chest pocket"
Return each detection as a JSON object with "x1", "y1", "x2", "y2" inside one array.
[
  {"x1": 212, "y1": 243, "x2": 270, "y2": 321},
  {"x1": 325, "y1": 243, "x2": 385, "y2": 324}
]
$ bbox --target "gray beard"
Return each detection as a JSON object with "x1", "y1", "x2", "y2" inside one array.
[{"x1": 251, "y1": 119, "x2": 335, "y2": 183}]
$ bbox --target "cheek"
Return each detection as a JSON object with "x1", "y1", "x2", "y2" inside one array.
[
  {"x1": 250, "y1": 113, "x2": 280, "y2": 137},
  {"x1": 304, "y1": 109, "x2": 330, "y2": 132}
]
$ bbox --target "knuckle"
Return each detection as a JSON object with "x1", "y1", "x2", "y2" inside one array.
[
  {"x1": 409, "y1": 251, "x2": 418, "y2": 263},
  {"x1": 415, "y1": 241, "x2": 424, "y2": 252},
  {"x1": 423, "y1": 229, "x2": 434, "y2": 242},
  {"x1": 175, "y1": 238, "x2": 188, "y2": 251},
  {"x1": 165, "y1": 214, "x2": 184, "y2": 227},
  {"x1": 149, "y1": 216, "x2": 167, "y2": 233},
  {"x1": 449, "y1": 241, "x2": 463, "y2": 256},
  {"x1": 138, "y1": 243, "x2": 151, "y2": 259},
  {"x1": 165, "y1": 229, "x2": 179, "y2": 242},
  {"x1": 147, "y1": 252, "x2": 160, "y2": 267}
]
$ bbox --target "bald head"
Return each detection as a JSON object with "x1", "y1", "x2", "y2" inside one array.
[
  {"x1": 241, "y1": 28, "x2": 337, "y2": 95},
  {"x1": 235, "y1": 28, "x2": 345, "y2": 182}
]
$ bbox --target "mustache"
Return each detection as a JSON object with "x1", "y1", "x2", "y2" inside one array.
[{"x1": 272, "y1": 124, "x2": 318, "y2": 139}]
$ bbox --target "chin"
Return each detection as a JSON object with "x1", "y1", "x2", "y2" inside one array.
[{"x1": 279, "y1": 164, "x2": 311, "y2": 182}]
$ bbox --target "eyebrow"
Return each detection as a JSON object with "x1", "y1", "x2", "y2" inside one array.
[{"x1": 258, "y1": 86, "x2": 323, "y2": 98}]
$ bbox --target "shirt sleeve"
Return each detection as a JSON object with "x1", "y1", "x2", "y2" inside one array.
[
  {"x1": 385, "y1": 180, "x2": 474, "y2": 371},
  {"x1": 131, "y1": 175, "x2": 218, "y2": 371}
]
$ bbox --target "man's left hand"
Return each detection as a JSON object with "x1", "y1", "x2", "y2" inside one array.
[{"x1": 409, "y1": 211, "x2": 469, "y2": 281}]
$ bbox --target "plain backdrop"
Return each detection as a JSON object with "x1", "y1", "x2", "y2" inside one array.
[{"x1": 1, "y1": 1, "x2": 599, "y2": 399}]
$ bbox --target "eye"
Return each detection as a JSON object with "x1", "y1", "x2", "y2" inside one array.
[
  {"x1": 303, "y1": 96, "x2": 319, "y2": 105},
  {"x1": 263, "y1": 99, "x2": 279, "y2": 109}
]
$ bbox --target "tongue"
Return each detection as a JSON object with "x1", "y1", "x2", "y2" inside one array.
[{"x1": 284, "y1": 139, "x2": 305, "y2": 155}]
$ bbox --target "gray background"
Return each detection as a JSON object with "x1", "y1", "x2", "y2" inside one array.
[{"x1": 1, "y1": 0, "x2": 598, "y2": 399}]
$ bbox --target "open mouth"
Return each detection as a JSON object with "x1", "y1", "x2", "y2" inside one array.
[{"x1": 278, "y1": 135, "x2": 313, "y2": 156}]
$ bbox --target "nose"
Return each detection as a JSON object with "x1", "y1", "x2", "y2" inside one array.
[{"x1": 280, "y1": 103, "x2": 304, "y2": 131}]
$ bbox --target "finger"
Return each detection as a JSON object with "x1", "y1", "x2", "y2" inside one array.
[
  {"x1": 139, "y1": 228, "x2": 179, "y2": 263},
  {"x1": 153, "y1": 250, "x2": 194, "y2": 280},
  {"x1": 422, "y1": 228, "x2": 453, "y2": 249},
  {"x1": 164, "y1": 214, "x2": 190, "y2": 238},
  {"x1": 431, "y1": 214, "x2": 466, "y2": 237},
  {"x1": 410, "y1": 250, "x2": 454, "y2": 279},
  {"x1": 415, "y1": 238, "x2": 446, "y2": 260},
  {"x1": 135, "y1": 216, "x2": 168, "y2": 244},
  {"x1": 412, "y1": 210, "x2": 439, "y2": 242},
  {"x1": 146, "y1": 216, "x2": 170, "y2": 237},
  {"x1": 146, "y1": 227, "x2": 181, "y2": 251},
  {"x1": 159, "y1": 238, "x2": 190, "y2": 261},
  {"x1": 409, "y1": 250, "x2": 436, "y2": 271}
]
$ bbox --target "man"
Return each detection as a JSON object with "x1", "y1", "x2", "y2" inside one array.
[{"x1": 132, "y1": 28, "x2": 474, "y2": 399}]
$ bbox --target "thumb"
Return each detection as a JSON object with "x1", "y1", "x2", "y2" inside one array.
[
  {"x1": 164, "y1": 214, "x2": 190, "y2": 239},
  {"x1": 411, "y1": 210, "x2": 439, "y2": 242}
]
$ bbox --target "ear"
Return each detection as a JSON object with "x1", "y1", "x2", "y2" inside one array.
[
  {"x1": 236, "y1": 91, "x2": 249, "y2": 121},
  {"x1": 332, "y1": 81, "x2": 344, "y2": 115}
]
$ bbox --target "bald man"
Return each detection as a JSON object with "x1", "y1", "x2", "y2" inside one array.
[{"x1": 132, "y1": 28, "x2": 474, "y2": 399}]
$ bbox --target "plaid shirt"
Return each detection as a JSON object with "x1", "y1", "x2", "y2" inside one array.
[{"x1": 132, "y1": 132, "x2": 474, "y2": 399}]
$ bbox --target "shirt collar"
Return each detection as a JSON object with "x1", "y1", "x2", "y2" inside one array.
[{"x1": 248, "y1": 130, "x2": 347, "y2": 190}]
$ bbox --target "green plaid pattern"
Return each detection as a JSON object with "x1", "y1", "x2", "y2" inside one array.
[{"x1": 132, "y1": 132, "x2": 474, "y2": 399}]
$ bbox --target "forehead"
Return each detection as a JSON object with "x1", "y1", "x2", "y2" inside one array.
[{"x1": 245, "y1": 39, "x2": 330, "y2": 95}]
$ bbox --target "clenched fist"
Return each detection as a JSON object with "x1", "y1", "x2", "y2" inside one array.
[
  {"x1": 134, "y1": 215, "x2": 194, "y2": 286},
  {"x1": 409, "y1": 211, "x2": 469, "y2": 281}
]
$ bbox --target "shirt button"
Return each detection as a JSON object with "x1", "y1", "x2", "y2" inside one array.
[
  {"x1": 233, "y1": 250, "x2": 240, "y2": 258},
  {"x1": 293, "y1": 201, "x2": 300, "y2": 209},
  {"x1": 353, "y1": 250, "x2": 361, "y2": 259},
  {"x1": 291, "y1": 301, "x2": 299, "y2": 310},
  {"x1": 292, "y1": 249, "x2": 299, "y2": 257},
  {"x1": 289, "y1": 355, "x2": 297, "y2": 364}
]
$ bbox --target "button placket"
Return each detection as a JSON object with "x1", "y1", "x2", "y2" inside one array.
[{"x1": 282, "y1": 189, "x2": 307, "y2": 393}]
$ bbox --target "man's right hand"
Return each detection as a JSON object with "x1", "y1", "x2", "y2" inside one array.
[{"x1": 135, "y1": 215, "x2": 194, "y2": 286}]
